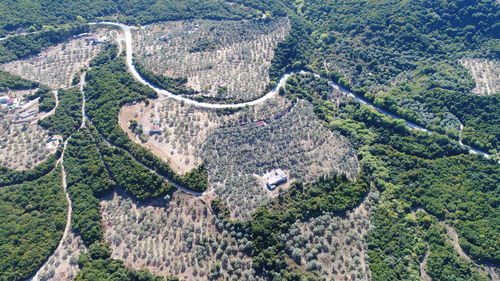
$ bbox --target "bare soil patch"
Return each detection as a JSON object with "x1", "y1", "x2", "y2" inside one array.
[{"x1": 119, "y1": 96, "x2": 219, "y2": 175}]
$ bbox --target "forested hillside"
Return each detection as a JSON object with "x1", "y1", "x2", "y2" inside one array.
[
  {"x1": 0, "y1": 0, "x2": 498, "y2": 281},
  {"x1": 0, "y1": 0, "x2": 257, "y2": 35},
  {"x1": 0, "y1": 168, "x2": 66, "y2": 281}
]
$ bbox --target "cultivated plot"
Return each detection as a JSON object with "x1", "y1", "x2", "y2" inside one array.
[
  {"x1": 201, "y1": 101, "x2": 359, "y2": 219},
  {"x1": 101, "y1": 190, "x2": 263, "y2": 281},
  {"x1": 133, "y1": 18, "x2": 290, "y2": 101},
  {"x1": 0, "y1": 90, "x2": 59, "y2": 170},
  {"x1": 460, "y1": 58, "x2": 500, "y2": 96},
  {"x1": 30, "y1": 231, "x2": 86, "y2": 281},
  {"x1": 0, "y1": 29, "x2": 114, "y2": 89},
  {"x1": 283, "y1": 192, "x2": 377, "y2": 281}
]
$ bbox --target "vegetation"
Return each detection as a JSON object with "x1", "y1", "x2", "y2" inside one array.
[
  {"x1": 282, "y1": 192, "x2": 376, "y2": 280},
  {"x1": 297, "y1": 0, "x2": 498, "y2": 89},
  {"x1": 247, "y1": 175, "x2": 369, "y2": 279},
  {"x1": 28, "y1": 86, "x2": 56, "y2": 112},
  {"x1": 202, "y1": 99, "x2": 358, "y2": 219},
  {"x1": 0, "y1": 1, "x2": 497, "y2": 280},
  {"x1": 0, "y1": 148, "x2": 62, "y2": 187},
  {"x1": 422, "y1": 214, "x2": 490, "y2": 281},
  {"x1": 65, "y1": 128, "x2": 114, "y2": 245},
  {"x1": 134, "y1": 60, "x2": 197, "y2": 95},
  {"x1": 38, "y1": 87, "x2": 82, "y2": 139},
  {"x1": 133, "y1": 18, "x2": 290, "y2": 101},
  {"x1": 0, "y1": 168, "x2": 66, "y2": 281},
  {"x1": 101, "y1": 191, "x2": 256, "y2": 280},
  {"x1": 0, "y1": 24, "x2": 89, "y2": 63},
  {"x1": 368, "y1": 147, "x2": 500, "y2": 266},
  {"x1": 101, "y1": 142, "x2": 170, "y2": 200},
  {"x1": 85, "y1": 45, "x2": 207, "y2": 194},
  {"x1": 0, "y1": 70, "x2": 39, "y2": 91},
  {"x1": 0, "y1": 0, "x2": 258, "y2": 34},
  {"x1": 282, "y1": 73, "x2": 497, "y2": 280},
  {"x1": 76, "y1": 243, "x2": 163, "y2": 281},
  {"x1": 2, "y1": 29, "x2": 107, "y2": 89},
  {"x1": 363, "y1": 63, "x2": 500, "y2": 151}
]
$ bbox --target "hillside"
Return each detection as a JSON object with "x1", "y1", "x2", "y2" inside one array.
[{"x1": 0, "y1": 1, "x2": 498, "y2": 281}]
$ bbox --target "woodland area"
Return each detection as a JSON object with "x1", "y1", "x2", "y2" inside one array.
[
  {"x1": 280, "y1": 73, "x2": 498, "y2": 280},
  {"x1": 0, "y1": 24, "x2": 89, "y2": 64},
  {"x1": 0, "y1": 0, "x2": 259, "y2": 35},
  {"x1": 0, "y1": 168, "x2": 66, "y2": 281},
  {"x1": 38, "y1": 87, "x2": 83, "y2": 139}
]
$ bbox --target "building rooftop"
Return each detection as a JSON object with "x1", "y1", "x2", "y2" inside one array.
[{"x1": 263, "y1": 169, "x2": 287, "y2": 190}]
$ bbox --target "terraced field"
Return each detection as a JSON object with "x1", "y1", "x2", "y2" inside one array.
[{"x1": 133, "y1": 18, "x2": 290, "y2": 101}]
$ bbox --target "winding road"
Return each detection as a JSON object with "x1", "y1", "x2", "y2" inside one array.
[{"x1": 90, "y1": 22, "x2": 492, "y2": 158}]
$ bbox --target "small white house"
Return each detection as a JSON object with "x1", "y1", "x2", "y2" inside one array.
[{"x1": 264, "y1": 169, "x2": 287, "y2": 190}]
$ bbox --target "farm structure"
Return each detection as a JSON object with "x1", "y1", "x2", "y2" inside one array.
[
  {"x1": 263, "y1": 169, "x2": 287, "y2": 190},
  {"x1": 120, "y1": 87, "x2": 358, "y2": 220},
  {"x1": 0, "y1": 89, "x2": 58, "y2": 170},
  {"x1": 201, "y1": 100, "x2": 359, "y2": 219}
]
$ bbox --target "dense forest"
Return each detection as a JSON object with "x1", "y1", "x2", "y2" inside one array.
[
  {"x1": 28, "y1": 86, "x2": 57, "y2": 112},
  {"x1": 247, "y1": 174, "x2": 370, "y2": 279},
  {"x1": 0, "y1": 0, "x2": 497, "y2": 280},
  {"x1": 0, "y1": 24, "x2": 88, "y2": 63},
  {"x1": 134, "y1": 60, "x2": 198, "y2": 96},
  {"x1": 0, "y1": 148, "x2": 62, "y2": 187},
  {"x1": 75, "y1": 243, "x2": 168, "y2": 281},
  {"x1": 38, "y1": 87, "x2": 83, "y2": 139},
  {"x1": 65, "y1": 128, "x2": 114, "y2": 246},
  {"x1": 280, "y1": 73, "x2": 497, "y2": 280},
  {"x1": 297, "y1": 0, "x2": 498, "y2": 88},
  {"x1": 0, "y1": 168, "x2": 66, "y2": 281},
  {"x1": 0, "y1": 70, "x2": 39, "y2": 90},
  {"x1": 285, "y1": 0, "x2": 500, "y2": 152},
  {"x1": 0, "y1": 0, "x2": 258, "y2": 35}
]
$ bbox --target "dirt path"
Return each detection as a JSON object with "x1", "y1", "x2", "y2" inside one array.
[
  {"x1": 24, "y1": 72, "x2": 89, "y2": 281},
  {"x1": 90, "y1": 21, "x2": 492, "y2": 159},
  {"x1": 25, "y1": 141, "x2": 71, "y2": 281},
  {"x1": 442, "y1": 223, "x2": 499, "y2": 280},
  {"x1": 420, "y1": 249, "x2": 432, "y2": 281}
]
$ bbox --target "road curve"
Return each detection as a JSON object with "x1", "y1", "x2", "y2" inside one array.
[
  {"x1": 90, "y1": 22, "x2": 290, "y2": 109},
  {"x1": 90, "y1": 22, "x2": 491, "y2": 158}
]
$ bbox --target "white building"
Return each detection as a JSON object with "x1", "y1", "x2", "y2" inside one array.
[{"x1": 264, "y1": 169, "x2": 287, "y2": 190}]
